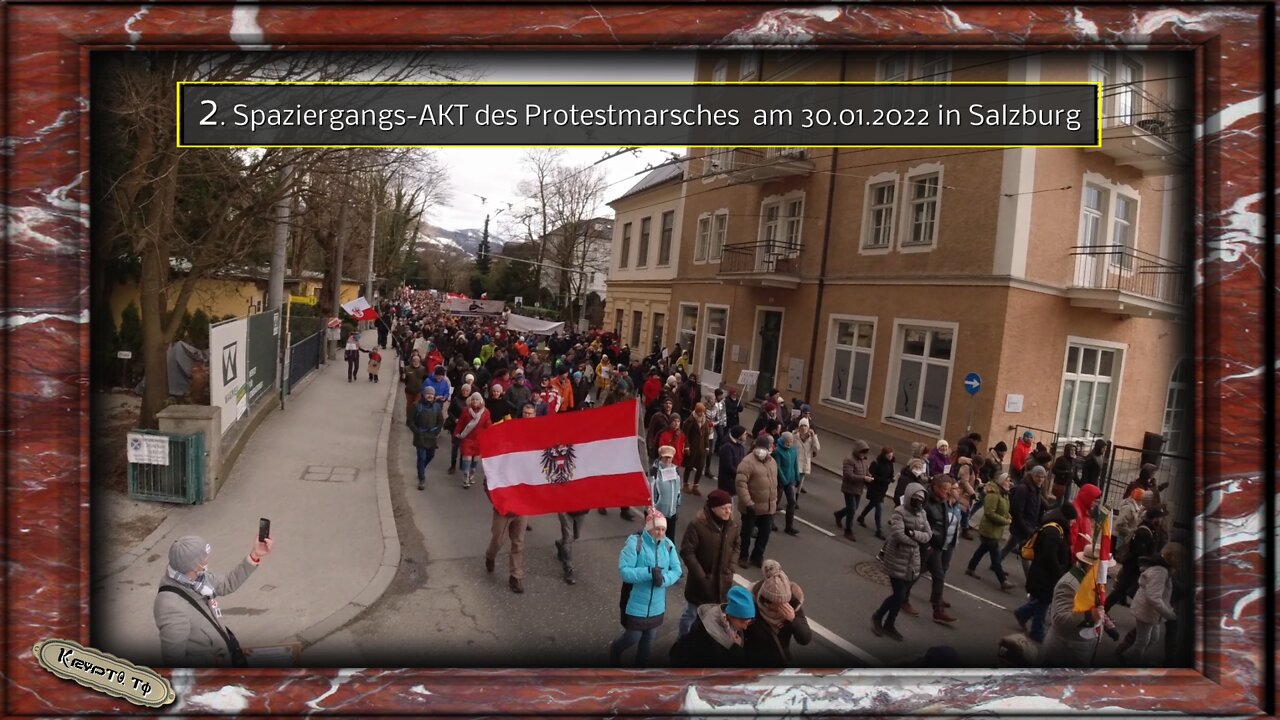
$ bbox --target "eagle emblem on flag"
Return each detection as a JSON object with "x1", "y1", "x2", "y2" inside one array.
[{"x1": 540, "y1": 443, "x2": 576, "y2": 484}]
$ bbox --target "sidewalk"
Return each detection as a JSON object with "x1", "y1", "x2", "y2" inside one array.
[{"x1": 93, "y1": 329, "x2": 398, "y2": 664}]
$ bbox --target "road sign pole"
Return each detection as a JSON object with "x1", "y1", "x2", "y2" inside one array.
[{"x1": 967, "y1": 396, "x2": 974, "y2": 433}]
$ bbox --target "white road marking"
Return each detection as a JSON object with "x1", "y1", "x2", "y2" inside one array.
[
  {"x1": 942, "y1": 581, "x2": 1010, "y2": 611},
  {"x1": 732, "y1": 574, "x2": 881, "y2": 666},
  {"x1": 795, "y1": 515, "x2": 836, "y2": 538}
]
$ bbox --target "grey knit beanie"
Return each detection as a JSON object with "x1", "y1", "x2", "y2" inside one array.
[{"x1": 168, "y1": 536, "x2": 211, "y2": 573}]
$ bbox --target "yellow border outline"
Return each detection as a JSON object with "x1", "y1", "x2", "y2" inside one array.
[{"x1": 176, "y1": 80, "x2": 1103, "y2": 149}]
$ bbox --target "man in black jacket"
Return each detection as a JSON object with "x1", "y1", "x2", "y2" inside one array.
[
  {"x1": 716, "y1": 425, "x2": 748, "y2": 495},
  {"x1": 1013, "y1": 503, "x2": 1077, "y2": 643},
  {"x1": 920, "y1": 474, "x2": 960, "y2": 624},
  {"x1": 1080, "y1": 439, "x2": 1106, "y2": 487},
  {"x1": 668, "y1": 585, "x2": 755, "y2": 667},
  {"x1": 1003, "y1": 466, "x2": 1047, "y2": 574}
]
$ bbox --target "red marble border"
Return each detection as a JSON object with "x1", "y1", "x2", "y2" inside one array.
[{"x1": 3, "y1": 3, "x2": 1273, "y2": 716}]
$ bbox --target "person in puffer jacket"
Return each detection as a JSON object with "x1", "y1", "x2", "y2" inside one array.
[
  {"x1": 1125, "y1": 542, "x2": 1182, "y2": 665},
  {"x1": 870, "y1": 482, "x2": 932, "y2": 642}
]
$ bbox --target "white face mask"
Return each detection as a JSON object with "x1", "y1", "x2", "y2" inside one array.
[
  {"x1": 754, "y1": 448, "x2": 769, "y2": 460},
  {"x1": 912, "y1": 467, "x2": 925, "y2": 477}
]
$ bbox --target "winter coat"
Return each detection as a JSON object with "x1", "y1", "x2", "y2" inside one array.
[
  {"x1": 840, "y1": 440, "x2": 872, "y2": 496},
  {"x1": 744, "y1": 584, "x2": 812, "y2": 667},
  {"x1": 1114, "y1": 497, "x2": 1145, "y2": 544},
  {"x1": 403, "y1": 365, "x2": 427, "y2": 395},
  {"x1": 680, "y1": 509, "x2": 740, "y2": 605},
  {"x1": 453, "y1": 408, "x2": 493, "y2": 456},
  {"x1": 1009, "y1": 478, "x2": 1044, "y2": 539},
  {"x1": 506, "y1": 380, "x2": 532, "y2": 412},
  {"x1": 484, "y1": 395, "x2": 514, "y2": 423},
  {"x1": 549, "y1": 375, "x2": 575, "y2": 412},
  {"x1": 682, "y1": 414, "x2": 711, "y2": 470},
  {"x1": 1080, "y1": 453, "x2": 1104, "y2": 487},
  {"x1": 669, "y1": 604, "x2": 747, "y2": 667},
  {"x1": 618, "y1": 530, "x2": 683, "y2": 620},
  {"x1": 646, "y1": 411, "x2": 672, "y2": 455},
  {"x1": 881, "y1": 484, "x2": 933, "y2": 581},
  {"x1": 411, "y1": 401, "x2": 445, "y2": 450},
  {"x1": 773, "y1": 444, "x2": 799, "y2": 487},
  {"x1": 649, "y1": 461, "x2": 682, "y2": 518},
  {"x1": 1041, "y1": 566, "x2": 1096, "y2": 667},
  {"x1": 735, "y1": 451, "x2": 778, "y2": 515},
  {"x1": 1011, "y1": 439, "x2": 1033, "y2": 475},
  {"x1": 154, "y1": 558, "x2": 258, "y2": 666},
  {"x1": 717, "y1": 440, "x2": 747, "y2": 493},
  {"x1": 422, "y1": 374, "x2": 452, "y2": 403},
  {"x1": 977, "y1": 480, "x2": 1012, "y2": 540},
  {"x1": 1025, "y1": 507, "x2": 1073, "y2": 602},
  {"x1": 1052, "y1": 454, "x2": 1079, "y2": 489},
  {"x1": 924, "y1": 494, "x2": 960, "y2": 550},
  {"x1": 446, "y1": 393, "x2": 467, "y2": 431},
  {"x1": 1131, "y1": 560, "x2": 1176, "y2": 625},
  {"x1": 893, "y1": 466, "x2": 923, "y2": 505},
  {"x1": 867, "y1": 454, "x2": 895, "y2": 503},
  {"x1": 656, "y1": 429, "x2": 687, "y2": 468},
  {"x1": 1070, "y1": 484, "x2": 1103, "y2": 557},
  {"x1": 926, "y1": 448, "x2": 949, "y2": 477},
  {"x1": 794, "y1": 429, "x2": 821, "y2": 474},
  {"x1": 724, "y1": 396, "x2": 743, "y2": 429}
]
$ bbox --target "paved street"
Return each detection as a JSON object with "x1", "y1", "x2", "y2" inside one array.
[{"x1": 304, "y1": 395, "x2": 1126, "y2": 668}]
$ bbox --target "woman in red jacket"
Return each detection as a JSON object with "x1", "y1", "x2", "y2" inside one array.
[
  {"x1": 1069, "y1": 482, "x2": 1103, "y2": 557},
  {"x1": 655, "y1": 414, "x2": 687, "y2": 469},
  {"x1": 454, "y1": 392, "x2": 493, "y2": 489}
]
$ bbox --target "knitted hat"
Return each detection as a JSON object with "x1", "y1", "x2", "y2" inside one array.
[
  {"x1": 757, "y1": 560, "x2": 792, "y2": 605},
  {"x1": 798, "y1": 418, "x2": 810, "y2": 428},
  {"x1": 168, "y1": 536, "x2": 211, "y2": 573},
  {"x1": 706, "y1": 489, "x2": 732, "y2": 509},
  {"x1": 1022, "y1": 430, "x2": 1034, "y2": 440},
  {"x1": 725, "y1": 585, "x2": 756, "y2": 620},
  {"x1": 433, "y1": 366, "x2": 446, "y2": 375},
  {"x1": 657, "y1": 445, "x2": 676, "y2": 459},
  {"x1": 473, "y1": 358, "x2": 482, "y2": 366},
  {"x1": 644, "y1": 508, "x2": 667, "y2": 531},
  {"x1": 1131, "y1": 488, "x2": 1146, "y2": 502}
]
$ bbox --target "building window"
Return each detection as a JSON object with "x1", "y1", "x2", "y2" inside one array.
[
  {"x1": 889, "y1": 323, "x2": 955, "y2": 429},
  {"x1": 636, "y1": 217, "x2": 651, "y2": 267},
  {"x1": 1077, "y1": 176, "x2": 1140, "y2": 271},
  {"x1": 862, "y1": 177, "x2": 896, "y2": 250},
  {"x1": 695, "y1": 216, "x2": 711, "y2": 262},
  {"x1": 904, "y1": 173, "x2": 940, "y2": 247},
  {"x1": 876, "y1": 54, "x2": 909, "y2": 81},
  {"x1": 783, "y1": 199, "x2": 803, "y2": 257},
  {"x1": 761, "y1": 202, "x2": 780, "y2": 251},
  {"x1": 1162, "y1": 359, "x2": 1191, "y2": 455},
  {"x1": 710, "y1": 212, "x2": 728, "y2": 261},
  {"x1": 630, "y1": 310, "x2": 643, "y2": 347},
  {"x1": 1110, "y1": 195, "x2": 1135, "y2": 269},
  {"x1": 678, "y1": 305, "x2": 698, "y2": 354},
  {"x1": 614, "y1": 309, "x2": 623, "y2": 336},
  {"x1": 658, "y1": 211, "x2": 674, "y2": 266},
  {"x1": 740, "y1": 53, "x2": 759, "y2": 80},
  {"x1": 619, "y1": 222, "x2": 631, "y2": 269},
  {"x1": 651, "y1": 312, "x2": 666, "y2": 350},
  {"x1": 705, "y1": 147, "x2": 734, "y2": 177},
  {"x1": 702, "y1": 307, "x2": 728, "y2": 378},
  {"x1": 1056, "y1": 341, "x2": 1120, "y2": 441},
  {"x1": 825, "y1": 317, "x2": 875, "y2": 410}
]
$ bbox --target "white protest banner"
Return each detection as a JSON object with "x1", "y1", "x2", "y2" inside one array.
[
  {"x1": 443, "y1": 297, "x2": 505, "y2": 316},
  {"x1": 737, "y1": 369, "x2": 760, "y2": 387}
]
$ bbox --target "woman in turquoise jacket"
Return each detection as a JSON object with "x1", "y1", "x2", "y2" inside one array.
[
  {"x1": 610, "y1": 509, "x2": 684, "y2": 666},
  {"x1": 773, "y1": 432, "x2": 800, "y2": 535}
]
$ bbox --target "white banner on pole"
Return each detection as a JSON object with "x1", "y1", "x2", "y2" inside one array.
[
  {"x1": 127, "y1": 432, "x2": 170, "y2": 465},
  {"x1": 443, "y1": 297, "x2": 505, "y2": 316},
  {"x1": 210, "y1": 317, "x2": 249, "y2": 433}
]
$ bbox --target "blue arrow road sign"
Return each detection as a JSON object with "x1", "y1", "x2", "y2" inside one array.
[{"x1": 963, "y1": 372, "x2": 982, "y2": 395}]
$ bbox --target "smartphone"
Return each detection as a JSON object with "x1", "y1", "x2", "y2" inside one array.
[{"x1": 258, "y1": 517, "x2": 271, "y2": 542}]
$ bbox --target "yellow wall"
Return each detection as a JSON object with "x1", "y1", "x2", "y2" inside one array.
[{"x1": 109, "y1": 276, "x2": 265, "y2": 328}]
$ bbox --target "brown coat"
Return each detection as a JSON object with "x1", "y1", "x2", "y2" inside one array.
[
  {"x1": 735, "y1": 451, "x2": 778, "y2": 515},
  {"x1": 680, "y1": 508, "x2": 741, "y2": 605},
  {"x1": 682, "y1": 414, "x2": 711, "y2": 470},
  {"x1": 841, "y1": 439, "x2": 872, "y2": 496}
]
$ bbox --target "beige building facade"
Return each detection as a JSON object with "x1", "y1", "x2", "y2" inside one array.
[
  {"x1": 605, "y1": 163, "x2": 687, "y2": 353},
  {"x1": 656, "y1": 50, "x2": 1190, "y2": 454}
]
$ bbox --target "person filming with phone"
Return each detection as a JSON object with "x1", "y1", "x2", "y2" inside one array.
[{"x1": 153, "y1": 525, "x2": 274, "y2": 666}]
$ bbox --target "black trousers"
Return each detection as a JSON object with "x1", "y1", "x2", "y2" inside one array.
[{"x1": 738, "y1": 511, "x2": 773, "y2": 565}]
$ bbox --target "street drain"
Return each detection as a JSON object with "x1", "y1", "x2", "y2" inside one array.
[
  {"x1": 302, "y1": 465, "x2": 359, "y2": 482},
  {"x1": 854, "y1": 561, "x2": 891, "y2": 586}
]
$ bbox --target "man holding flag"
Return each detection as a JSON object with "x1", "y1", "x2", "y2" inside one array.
[{"x1": 1041, "y1": 505, "x2": 1117, "y2": 666}]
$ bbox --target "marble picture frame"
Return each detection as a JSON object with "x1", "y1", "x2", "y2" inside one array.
[{"x1": 3, "y1": 3, "x2": 1274, "y2": 715}]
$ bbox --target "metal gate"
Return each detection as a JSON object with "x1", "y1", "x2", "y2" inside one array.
[
  {"x1": 1100, "y1": 444, "x2": 1191, "y2": 530},
  {"x1": 287, "y1": 331, "x2": 324, "y2": 394},
  {"x1": 127, "y1": 430, "x2": 205, "y2": 504}
]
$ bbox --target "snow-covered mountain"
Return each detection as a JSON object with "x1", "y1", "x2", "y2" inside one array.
[{"x1": 416, "y1": 224, "x2": 507, "y2": 257}]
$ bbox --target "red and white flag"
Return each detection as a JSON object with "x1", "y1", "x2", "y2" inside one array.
[
  {"x1": 478, "y1": 400, "x2": 651, "y2": 516},
  {"x1": 341, "y1": 296, "x2": 379, "y2": 322}
]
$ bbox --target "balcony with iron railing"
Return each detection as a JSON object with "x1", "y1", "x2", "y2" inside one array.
[
  {"x1": 1067, "y1": 245, "x2": 1187, "y2": 319},
  {"x1": 717, "y1": 240, "x2": 802, "y2": 288},
  {"x1": 720, "y1": 147, "x2": 816, "y2": 183},
  {"x1": 1086, "y1": 84, "x2": 1184, "y2": 175}
]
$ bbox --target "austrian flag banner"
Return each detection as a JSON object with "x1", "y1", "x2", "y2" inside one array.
[
  {"x1": 340, "y1": 296, "x2": 379, "y2": 323},
  {"x1": 478, "y1": 400, "x2": 651, "y2": 516}
]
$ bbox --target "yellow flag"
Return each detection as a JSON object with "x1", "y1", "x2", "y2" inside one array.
[{"x1": 1073, "y1": 560, "x2": 1100, "y2": 613}]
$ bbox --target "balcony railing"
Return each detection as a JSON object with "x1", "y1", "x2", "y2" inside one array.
[
  {"x1": 1068, "y1": 245, "x2": 1187, "y2": 315},
  {"x1": 718, "y1": 241, "x2": 802, "y2": 286},
  {"x1": 1105, "y1": 84, "x2": 1179, "y2": 144},
  {"x1": 721, "y1": 148, "x2": 815, "y2": 183}
]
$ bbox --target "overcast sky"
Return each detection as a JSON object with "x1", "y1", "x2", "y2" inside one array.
[{"x1": 428, "y1": 52, "x2": 694, "y2": 231}]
